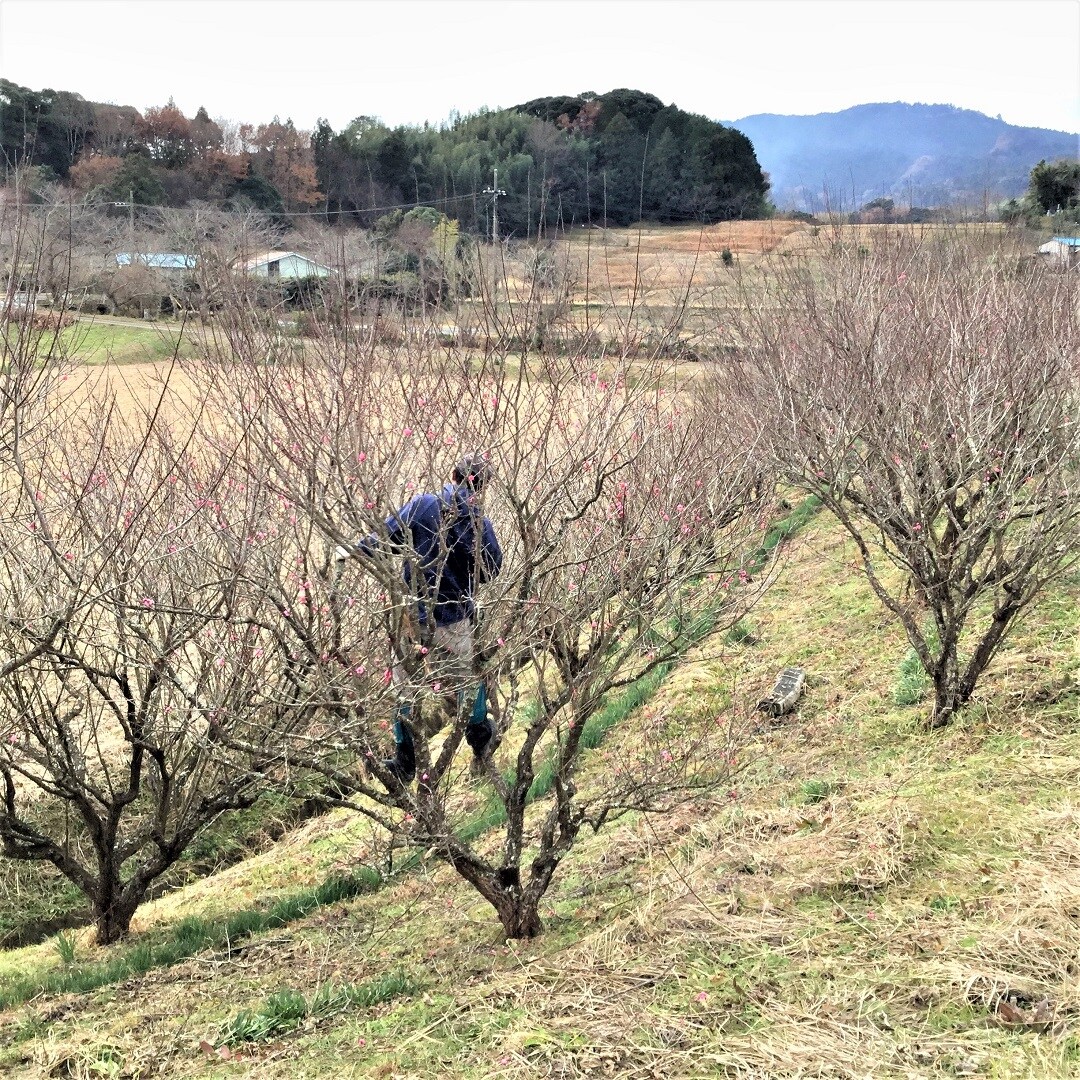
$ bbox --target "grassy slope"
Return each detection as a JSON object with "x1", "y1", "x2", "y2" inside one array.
[{"x1": 3, "y1": 518, "x2": 1080, "y2": 1078}]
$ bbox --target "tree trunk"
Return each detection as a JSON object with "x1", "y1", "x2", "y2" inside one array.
[
  {"x1": 92, "y1": 873, "x2": 141, "y2": 945},
  {"x1": 93, "y1": 896, "x2": 138, "y2": 945},
  {"x1": 929, "y1": 695, "x2": 958, "y2": 729},
  {"x1": 491, "y1": 889, "x2": 544, "y2": 939},
  {"x1": 929, "y1": 638, "x2": 963, "y2": 728},
  {"x1": 930, "y1": 666, "x2": 965, "y2": 728},
  {"x1": 450, "y1": 857, "x2": 546, "y2": 939}
]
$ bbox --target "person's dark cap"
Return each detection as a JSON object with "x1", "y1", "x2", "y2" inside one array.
[{"x1": 453, "y1": 452, "x2": 492, "y2": 491}]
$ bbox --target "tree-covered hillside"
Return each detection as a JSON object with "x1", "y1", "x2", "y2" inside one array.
[
  {"x1": 315, "y1": 88, "x2": 768, "y2": 232},
  {"x1": 0, "y1": 81, "x2": 770, "y2": 234}
]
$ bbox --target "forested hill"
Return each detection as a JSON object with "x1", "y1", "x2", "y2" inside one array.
[
  {"x1": 317, "y1": 89, "x2": 769, "y2": 233},
  {"x1": 729, "y1": 102, "x2": 1079, "y2": 211},
  {"x1": 508, "y1": 89, "x2": 768, "y2": 225},
  {"x1": 0, "y1": 81, "x2": 769, "y2": 233}
]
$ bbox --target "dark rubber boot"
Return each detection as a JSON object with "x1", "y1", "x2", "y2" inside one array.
[
  {"x1": 465, "y1": 684, "x2": 494, "y2": 775},
  {"x1": 384, "y1": 712, "x2": 415, "y2": 783}
]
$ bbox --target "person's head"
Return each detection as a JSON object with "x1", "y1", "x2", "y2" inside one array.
[{"x1": 452, "y1": 452, "x2": 492, "y2": 493}]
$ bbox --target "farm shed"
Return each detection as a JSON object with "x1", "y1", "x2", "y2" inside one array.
[
  {"x1": 1036, "y1": 236, "x2": 1080, "y2": 269},
  {"x1": 240, "y1": 251, "x2": 333, "y2": 279}
]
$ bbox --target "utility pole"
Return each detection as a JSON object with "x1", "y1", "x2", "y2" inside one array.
[
  {"x1": 483, "y1": 168, "x2": 506, "y2": 245},
  {"x1": 112, "y1": 189, "x2": 136, "y2": 259}
]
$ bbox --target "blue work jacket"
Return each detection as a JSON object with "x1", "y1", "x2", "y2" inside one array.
[{"x1": 364, "y1": 483, "x2": 503, "y2": 626}]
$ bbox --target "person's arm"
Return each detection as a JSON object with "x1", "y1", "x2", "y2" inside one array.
[{"x1": 335, "y1": 498, "x2": 417, "y2": 561}]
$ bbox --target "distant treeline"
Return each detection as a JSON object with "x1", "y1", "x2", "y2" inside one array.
[{"x1": 0, "y1": 81, "x2": 770, "y2": 233}]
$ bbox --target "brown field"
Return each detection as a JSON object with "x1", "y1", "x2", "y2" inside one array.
[
  {"x1": 555, "y1": 220, "x2": 802, "y2": 300},
  {"x1": 547, "y1": 220, "x2": 1013, "y2": 304},
  {"x1": 56, "y1": 360, "x2": 203, "y2": 423}
]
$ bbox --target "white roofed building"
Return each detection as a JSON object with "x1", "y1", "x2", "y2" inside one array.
[
  {"x1": 1036, "y1": 237, "x2": 1080, "y2": 269},
  {"x1": 239, "y1": 251, "x2": 333, "y2": 279}
]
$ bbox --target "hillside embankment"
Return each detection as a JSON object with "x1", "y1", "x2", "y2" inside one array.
[{"x1": 3, "y1": 509, "x2": 1079, "y2": 1079}]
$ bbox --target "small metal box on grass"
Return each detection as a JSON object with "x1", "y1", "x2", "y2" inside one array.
[{"x1": 757, "y1": 666, "x2": 806, "y2": 717}]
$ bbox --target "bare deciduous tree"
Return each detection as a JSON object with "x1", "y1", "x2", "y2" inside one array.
[
  {"x1": 193, "y1": 288, "x2": 768, "y2": 937},
  {"x1": 729, "y1": 230, "x2": 1080, "y2": 725},
  {"x1": 0, "y1": 377, "x2": 322, "y2": 943},
  {"x1": 0, "y1": 205, "x2": 771, "y2": 945}
]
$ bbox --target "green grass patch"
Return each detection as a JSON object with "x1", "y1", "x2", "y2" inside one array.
[
  {"x1": 893, "y1": 620, "x2": 937, "y2": 707},
  {"x1": 894, "y1": 647, "x2": 930, "y2": 706},
  {"x1": 798, "y1": 779, "x2": 836, "y2": 804},
  {"x1": 0, "y1": 869, "x2": 381, "y2": 1010},
  {"x1": 746, "y1": 495, "x2": 822, "y2": 575},
  {"x1": 58, "y1": 320, "x2": 198, "y2": 365},
  {"x1": 53, "y1": 931, "x2": 77, "y2": 966},
  {"x1": 725, "y1": 619, "x2": 758, "y2": 646},
  {"x1": 219, "y1": 970, "x2": 416, "y2": 1045}
]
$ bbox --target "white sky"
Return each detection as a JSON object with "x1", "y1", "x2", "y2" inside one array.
[{"x1": 1, "y1": 0, "x2": 1078, "y2": 134}]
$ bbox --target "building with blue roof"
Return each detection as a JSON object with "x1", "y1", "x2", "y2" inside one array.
[
  {"x1": 115, "y1": 253, "x2": 198, "y2": 271},
  {"x1": 1037, "y1": 237, "x2": 1080, "y2": 269}
]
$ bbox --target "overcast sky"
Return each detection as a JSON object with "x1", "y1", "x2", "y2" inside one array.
[{"x1": 1, "y1": 0, "x2": 1078, "y2": 134}]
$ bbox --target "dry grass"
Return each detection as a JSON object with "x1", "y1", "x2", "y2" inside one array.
[
  {"x1": 57, "y1": 359, "x2": 201, "y2": 418},
  {"x1": 555, "y1": 221, "x2": 803, "y2": 304},
  {"x1": 4, "y1": 511, "x2": 1080, "y2": 1078},
  {"x1": 555, "y1": 221, "x2": 1012, "y2": 302}
]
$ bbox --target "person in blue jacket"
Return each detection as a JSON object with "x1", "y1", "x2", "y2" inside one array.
[{"x1": 336, "y1": 454, "x2": 503, "y2": 783}]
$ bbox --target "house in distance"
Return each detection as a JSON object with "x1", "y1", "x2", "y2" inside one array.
[
  {"x1": 114, "y1": 253, "x2": 198, "y2": 273},
  {"x1": 1036, "y1": 236, "x2": 1080, "y2": 270},
  {"x1": 240, "y1": 251, "x2": 333, "y2": 279}
]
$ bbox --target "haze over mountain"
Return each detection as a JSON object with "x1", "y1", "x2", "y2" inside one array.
[{"x1": 729, "y1": 103, "x2": 1080, "y2": 212}]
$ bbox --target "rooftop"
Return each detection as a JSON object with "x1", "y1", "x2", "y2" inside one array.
[{"x1": 115, "y1": 252, "x2": 197, "y2": 270}]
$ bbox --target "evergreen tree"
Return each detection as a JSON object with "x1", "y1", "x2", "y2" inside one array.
[
  {"x1": 104, "y1": 152, "x2": 165, "y2": 207},
  {"x1": 1028, "y1": 159, "x2": 1080, "y2": 216},
  {"x1": 598, "y1": 112, "x2": 647, "y2": 225},
  {"x1": 645, "y1": 127, "x2": 682, "y2": 220}
]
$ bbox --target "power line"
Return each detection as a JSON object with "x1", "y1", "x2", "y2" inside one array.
[
  {"x1": 27, "y1": 169, "x2": 766, "y2": 230},
  {"x1": 31, "y1": 189, "x2": 489, "y2": 219}
]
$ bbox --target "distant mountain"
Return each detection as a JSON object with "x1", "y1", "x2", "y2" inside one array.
[{"x1": 727, "y1": 103, "x2": 1079, "y2": 212}]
